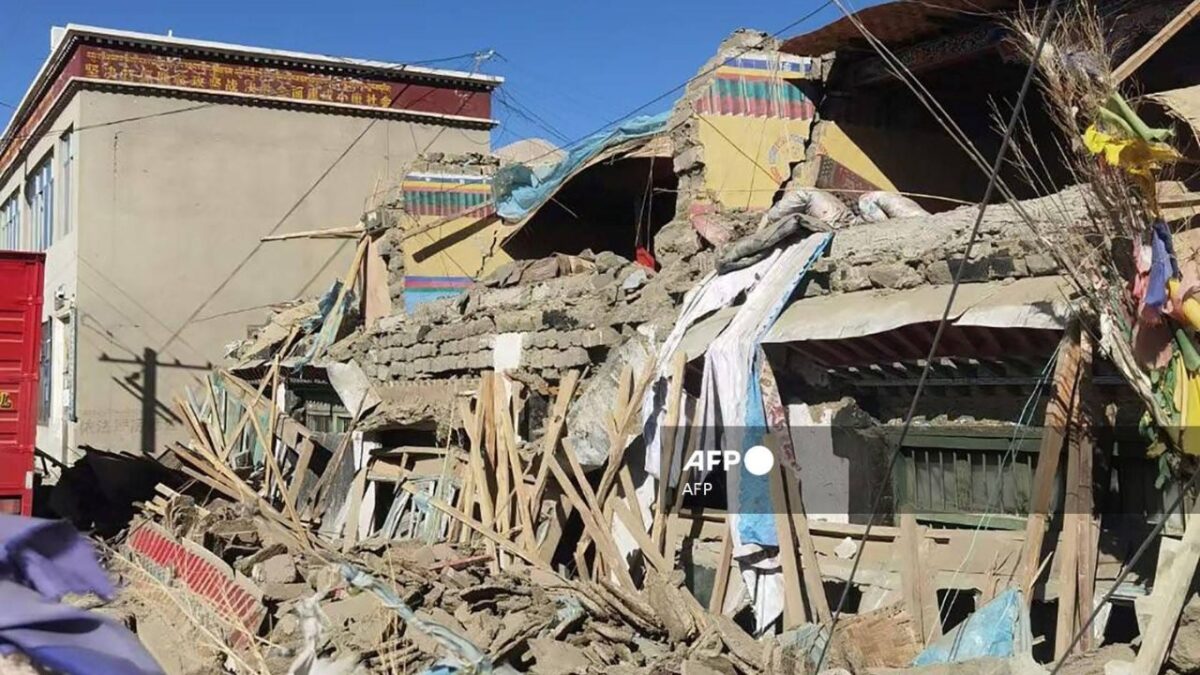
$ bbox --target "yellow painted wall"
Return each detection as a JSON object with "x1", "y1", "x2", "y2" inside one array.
[
  {"x1": 400, "y1": 214, "x2": 512, "y2": 279},
  {"x1": 697, "y1": 114, "x2": 812, "y2": 210}
]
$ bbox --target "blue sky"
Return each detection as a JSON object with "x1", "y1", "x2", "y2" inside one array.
[{"x1": 0, "y1": 0, "x2": 874, "y2": 150}]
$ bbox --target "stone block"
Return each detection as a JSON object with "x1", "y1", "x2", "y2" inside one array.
[
  {"x1": 923, "y1": 260, "x2": 953, "y2": 285},
  {"x1": 496, "y1": 309, "x2": 542, "y2": 332},
  {"x1": 866, "y1": 262, "x2": 923, "y2": 289},
  {"x1": 1025, "y1": 253, "x2": 1057, "y2": 275},
  {"x1": 654, "y1": 221, "x2": 703, "y2": 267},
  {"x1": 834, "y1": 266, "x2": 872, "y2": 292}
]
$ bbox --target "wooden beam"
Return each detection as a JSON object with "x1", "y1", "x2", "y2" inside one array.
[
  {"x1": 613, "y1": 501, "x2": 671, "y2": 575},
  {"x1": 1019, "y1": 325, "x2": 1083, "y2": 600},
  {"x1": 652, "y1": 353, "x2": 687, "y2": 552},
  {"x1": 1057, "y1": 332, "x2": 1097, "y2": 659},
  {"x1": 261, "y1": 224, "x2": 365, "y2": 241},
  {"x1": 771, "y1": 463, "x2": 809, "y2": 628},
  {"x1": 1113, "y1": 0, "x2": 1200, "y2": 83},
  {"x1": 709, "y1": 525, "x2": 733, "y2": 615},
  {"x1": 342, "y1": 467, "x2": 368, "y2": 552},
  {"x1": 595, "y1": 363, "x2": 655, "y2": 506},
  {"x1": 530, "y1": 370, "x2": 580, "y2": 517},
  {"x1": 784, "y1": 469, "x2": 833, "y2": 623},
  {"x1": 494, "y1": 378, "x2": 539, "y2": 553},
  {"x1": 547, "y1": 459, "x2": 636, "y2": 590},
  {"x1": 1133, "y1": 491, "x2": 1200, "y2": 674},
  {"x1": 900, "y1": 513, "x2": 942, "y2": 644},
  {"x1": 396, "y1": 479, "x2": 545, "y2": 569}
]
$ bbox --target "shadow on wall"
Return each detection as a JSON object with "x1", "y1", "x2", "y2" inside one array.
[
  {"x1": 99, "y1": 347, "x2": 209, "y2": 455},
  {"x1": 822, "y1": 51, "x2": 1074, "y2": 211}
]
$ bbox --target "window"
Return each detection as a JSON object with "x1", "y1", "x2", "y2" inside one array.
[
  {"x1": 25, "y1": 155, "x2": 53, "y2": 251},
  {"x1": 0, "y1": 194, "x2": 18, "y2": 250},
  {"x1": 58, "y1": 130, "x2": 74, "y2": 237},
  {"x1": 38, "y1": 321, "x2": 51, "y2": 425},
  {"x1": 892, "y1": 428, "x2": 1041, "y2": 530}
]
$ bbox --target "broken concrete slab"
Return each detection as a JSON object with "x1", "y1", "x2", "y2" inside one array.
[{"x1": 528, "y1": 637, "x2": 592, "y2": 675}]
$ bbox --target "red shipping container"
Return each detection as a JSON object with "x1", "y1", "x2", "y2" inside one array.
[{"x1": 0, "y1": 252, "x2": 44, "y2": 515}]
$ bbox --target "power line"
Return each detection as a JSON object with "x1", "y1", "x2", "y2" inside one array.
[
  {"x1": 494, "y1": 90, "x2": 571, "y2": 145},
  {"x1": 814, "y1": 0, "x2": 1064, "y2": 669},
  {"x1": 158, "y1": 63, "x2": 490, "y2": 353}
]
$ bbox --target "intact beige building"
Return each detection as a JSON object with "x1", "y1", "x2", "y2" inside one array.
[{"x1": 0, "y1": 25, "x2": 499, "y2": 464}]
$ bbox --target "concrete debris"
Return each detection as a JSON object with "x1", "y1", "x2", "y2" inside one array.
[{"x1": 52, "y1": 4, "x2": 1200, "y2": 671}]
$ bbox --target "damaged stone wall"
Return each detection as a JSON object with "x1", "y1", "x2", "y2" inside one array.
[
  {"x1": 801, "y1": 189, "x2": 1075, "y2": 296},
  {"x1": 371, "y1": 153, "x2": 506, "y2": 313},
  {"x1": 336, "y1": 246, "x2": 712, "y2": 396},
  {"x1": 655, "y1": 30, "x2": 828, "y2": 264}
]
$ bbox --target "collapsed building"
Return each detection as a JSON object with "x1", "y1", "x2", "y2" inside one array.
[{"x1": 78, "y1": 1, "x2": 1200, "y2": 674}]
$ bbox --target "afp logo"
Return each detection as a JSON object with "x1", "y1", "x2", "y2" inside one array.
[{"x1": 682, "y1": 445, "x2": 775, "y2": 476}]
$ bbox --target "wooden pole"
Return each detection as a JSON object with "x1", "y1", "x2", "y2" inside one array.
[
  {"x1": 783, "y1": 469, "x2": 833, "y2": 624},
  {"x1": 1055, "y1": 331, "x2": 1095, "y2": 660},
  {"x1": 1112, "y1": 0, "x2": 1200, "y2": 83},
  {"x1": 1019, "y1": 325, "x2": 1084, "y2": 600},
  {"x1": 652, "y1": 353, "x2": 686, "y2": 552},
  {"x1": 1133, "y1": 491, "x2": 1200, "y2": 674}
]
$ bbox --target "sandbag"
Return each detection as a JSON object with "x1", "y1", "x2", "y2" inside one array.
[
  {"x1": 760, "y1": 188, "x2": 851, "y2": 228},
  {"x1": 858, "y1": 191, "x2": 930, "y2": 222}
]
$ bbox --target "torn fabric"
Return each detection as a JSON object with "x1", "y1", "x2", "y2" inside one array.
[{"x1": 0, "y1": 516, "x2": 163, "y2": 675}]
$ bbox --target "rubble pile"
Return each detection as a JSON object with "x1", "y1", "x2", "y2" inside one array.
[
  {"x1": 64, "y1": 3, "x2": 1200, "y2": 670},
  {"x1": 808, "y1": 190, "x2": 1081, "y2": 295},
  {"x1": 104, "y1": 331, "x2": 806, "y2": 675},
  {"x1": 339, "y1": 248, "x2": 708, "y2": 385},
  {"x1": 112, "y1": 493, "x2": 770, "y2": 675}
]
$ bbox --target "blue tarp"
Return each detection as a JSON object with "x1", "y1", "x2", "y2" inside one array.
[
  {"x1": 733, "y1": 234, "x2": 832, "y2": 547},
  {"x1": 912, "y1": 589, "x2": 1031, "y2": 666},
  {"x1": 493, "y1": 111, "x2": 671, "y2": 222}
]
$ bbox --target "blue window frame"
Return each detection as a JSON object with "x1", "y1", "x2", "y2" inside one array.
[
  {"x1": 0, "y1": 193, "x2": 18, "y2": 250},
  {"x1": 25, "y1": 155, "x2": 53, "y2": 251}
]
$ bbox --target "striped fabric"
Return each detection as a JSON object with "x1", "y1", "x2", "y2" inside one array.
[{"x1": 401, "y1": 172, "x2": 494, "y2": 218}]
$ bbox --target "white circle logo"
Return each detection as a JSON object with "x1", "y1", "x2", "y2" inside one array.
[{"x1": 744, "y1": 445, "x2": 775, "y2": 476}]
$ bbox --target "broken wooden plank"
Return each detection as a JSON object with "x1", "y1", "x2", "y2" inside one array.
[
  {"x1": 596, "y1": 363, "x2": 656, "y2": 506},
  {"x1": 530, "y1": 370, "x2": 580, "y2": 520},
  {"x1": 652, "y1": 353, "x2": 687, "y2": 553},
  {"x1": 287, "y1": 438, "x2": 316, "y2": 506},
  {"x1": 261, "y1": 224, "x2": 365, "y2": 241},
  {"x1": 547, "y1": 459, "x2": 636, "y2": 590},
  {"x1": 709, "y1": 524, "x2": 733, "y2": 615},
  {"x1": 1133, "y1": 491, "x2": 1200, "y2": 674},
  {"x1": 899, "y1": 513, "x2": 941, "y2": 645},
  {"x1": 783, "y1": 467, "x2": 833, "y2": 624},
  {"x1": 395, "y1": 478, "x2": 544, "y2": 569},
  {"x1": 494, "y1": 376, "x2": 539, "y2": 553},
  {"x1": 612, "y1": 501, "x2": 670, "y2": 575},
  {"x1": 1019, "y1": 325, "x2": 1083, "y2": 599},
  {"x1": 770, "y1": 463, "x2": 809, "y2": 628},
  {"x1": 342, "y1": 467, "x2": 369, "y2": 552},
  {"x1": 1113, "y1": 0, "x2": 1200, "y2": 83}
]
